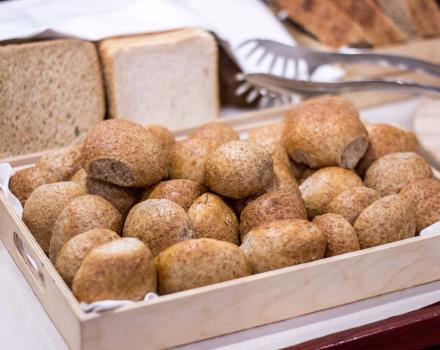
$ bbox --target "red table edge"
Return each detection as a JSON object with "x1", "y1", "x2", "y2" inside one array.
[{"x1": 284, "y1": 302, "x2": 440, "y2": 350}]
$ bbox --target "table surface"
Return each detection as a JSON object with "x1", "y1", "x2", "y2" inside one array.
[{"x1": 2, "y1": 98, "x2": 440, "y2": 350}]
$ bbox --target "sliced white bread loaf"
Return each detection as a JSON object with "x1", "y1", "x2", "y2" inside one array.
[
  {"x1": 0, "y1": 39, "x2": 105, "y2": 158},
  {"x1": 99, "y1": 28, "x2": 219, "y2": 130}
]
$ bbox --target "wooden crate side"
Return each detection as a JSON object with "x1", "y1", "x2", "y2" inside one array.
[
  {"x1": 0, "y1": 191, "x2": 85, "y2": 350},
  {"x1": 81, "y1": 232, "x2": 440, "y2": 350}
]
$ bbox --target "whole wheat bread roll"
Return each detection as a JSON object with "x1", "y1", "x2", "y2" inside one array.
[
  {"x1": 72, "y1": 237, "x2": 156, "y2": 302},
  {"x1": 49, "y1": 195, "x2": 122, "y2": 262},
  {"x1": 81, "y1": 119, "x2": 167, "y2": 187},
  {"x1": 144, "y1": 124, "x2": 175, "y2": 155},
  {"x1": 123, "y1": 199, "x2": 193, "y2": 256},
  {"x1": 22, "y1": 182, "x2": 86, "y2": 253},
  {"x1": 282, "y1": 96, "x2": 369, "y2": 169},
  {"x1": 55, "y1": 228, "x2": 120, "y2": 286},
  {"x1": 189, "y1": 122, "x2": 239, "y2": 145}
]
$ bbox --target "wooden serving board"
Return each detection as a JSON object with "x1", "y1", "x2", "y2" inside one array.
[{"x1": 1, "y1": 108, "x2": 440, "y2": 350}]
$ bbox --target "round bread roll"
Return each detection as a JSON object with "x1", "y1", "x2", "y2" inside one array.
[
  {"x1": 156, "y1": 238, "x2": 251, "y2": 294},
  {"x1": 49, "y1": 195, "x2": 122, "y2": 262},
  {"x1": 9, "y1": 166, "x2": 60, "y2": 206},
  {"x1": 146, "y1": 179, "x2": 206, "y2": 211},
  {"x1": 298, "y1": 168, "x2": 317, "y2": 185},
  {"x1": 247, "y1": 123, "x2": 283, "y2": 153},
  {"x1": 354, "y1": 195, "x2": 416, "y2": 249},
  {"x1": 299, "y1": 167, "x2": 364, "y2": 218},
  {"x1": 72, "y1": 238, "x2": 156, "y2": 302},
  {"x1": 357, "y1": 123, "x2": 418, "y2": 175},
  {"x1": 239, "y1": 191, "x2": 307, "y2": 240},
  {"x1": 282, "y1": 95, "x2": 369, "y2": 169},
  {"x1": 168, "y1": 137, "x2": 219, "y2": 183},
  {"x1": 264, "y1": 146, "x2": 300, "y2": 194},
  {"x1": 188, "y1": 193, "x2": 239, "y2": 244},
  {"x1": 81, "y1": 119, "x2": 167, "y2": 187},
  {"x1": 327, "y1": 187, "x2": 381, "y2": 225},
  {"x1": 123, "y1": 199, "x2": 193, "y2": 256},
  {"x1": 144, "y1": 124, "x2": 175, "y2": 154},
  {"x1": 189, "y1": 122, "x2": 239, "y2": 145},
  {"x1": 313, "y1": 214, "x2": 360, "y2": 256},
  {"x1": 240, "y1": 219, "x2": 326, "y2": 274},
  {"x1": 70, "y1": 169, "x2": 137, "y2": 217},
  {"x1": 22, "y1": 182, "x2": 86, "y2": 253},
  {"x1": 400, "y1": 178, "x2": 440, "y2": 232},
  {"x1": 55, "y1": 228, "x2": 120, "y2": 286},
  {"x1": 364, "y1": 152, "x2": 432, "y2": 196},
  {"x1": 36, "y1": 143, "x2": 83, "y2": 182},
  {"x1": 205, "y1": 141, "x2": 273, "y2": 199}
]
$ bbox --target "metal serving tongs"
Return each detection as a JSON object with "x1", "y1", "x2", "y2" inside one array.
[{"x1": 234, "y1": 39, "x2": 440, "y2": 103}]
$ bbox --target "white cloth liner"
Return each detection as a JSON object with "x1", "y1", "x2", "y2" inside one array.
[{"x1": 0, "y1": 162, "x2": 439, "y2": 313}]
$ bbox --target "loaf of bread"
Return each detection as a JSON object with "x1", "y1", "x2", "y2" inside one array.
[
  {"x1": 0, "y1": 39, "x2": 104, "y2": 158},
  {"x1": 99, "y1": 28, "x2": 219, "y2": 130}
]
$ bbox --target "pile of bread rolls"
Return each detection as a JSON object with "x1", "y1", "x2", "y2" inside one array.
[{"x1": 10, "y1": 95, "x2": 439, "y2": 303}]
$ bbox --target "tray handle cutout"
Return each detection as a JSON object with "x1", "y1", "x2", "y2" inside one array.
[{"x1": 13, "y1": 231, "x2": 46, "y2": 293}]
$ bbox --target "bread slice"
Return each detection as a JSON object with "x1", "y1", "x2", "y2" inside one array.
[
  {"x1": 99, "y1": 28, "x2": 219, "y2": 130},
  {"x1": 333, "y1": 0, "x2": 407, "y2": 45},
  {"x1": 0, "y1": 39, "x2": 105, "y2": 158},
  {"x1": 405, "y1": 0, "x2": 440, "y2": 37},
  {"x1": 276, "y1": 0, "x2": 369, "y2": 47}
]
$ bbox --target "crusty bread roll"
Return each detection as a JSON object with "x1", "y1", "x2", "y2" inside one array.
[
  {"x1": 49, "y1": 195, "x2": 122, "y2": 262},
  {"x1": 327, "y1": 187, "x2": 381, "y2": 225},
  {"x1": 300, "y1": 167, "x2": 364, "y2": 218},
  {"x1": 205, "y1": 141, "x2": 273, "y2": 199},
  {"x1": 247, "y1": 123, "x2": 283, "y2": 154},
  {"x1": 156, "y1": 238, "x2": 251, "y2": 294},
  {"x1": 356, "y1": 123, "x2": 418, "y2": 175},
  {"x1": 240, "y1": 219, "x2": 326, "y2": 274},
  {"x1": 400, "y1": 178, "x2": 440, "y2": 232},
  {"x1": 70, "y1": 169, "x2": 137, "y2": 217},
  {"x1": 189, "y1": 122, "x2": 239, "y2": 145},
  {"x1": 354, "y1": 195, "x2": 416, "y2": 249},
  {"x1": 282, "y1": 96, "x2": 369, "y2": 169},
  {"x1": 364, "y1": 152, "x2": 432, "y2": 195},
  {"x1": 144, "y1": 124, "x2": 175, "y2": 155},
  {"x1": 168, "y1": 137, "x2": 219, "y2": 183},
  {"x1": 55, "y1": 228, "x2": 120, "y2": 286},
  {"x1": 123, "y1": 199, "x2": 193, "y2": 256},
  {"x1": 146, "y1": 179, "x2": 206, "y2": 211},
  {"x1": 81, "y1": 119, "x2": 167, "y2": 187},
  {"x1": 22, "y1": 182, "x2": 86, "y2": 253},
  {"x1": 9, "y1": 166, "x2": 60, "y2": 206},
  {"x1": 313, "y1": 213, "x2": 360, "y2": 257},
  {"x1": 239, "y1": 191, "x2": 307, "y2": 240},
  {"x1": 188, "y1": 193, "x2": 239, "y2": 244},
  {"x1": 72, "y1": 237, "x2": 156, "y2": 302}
]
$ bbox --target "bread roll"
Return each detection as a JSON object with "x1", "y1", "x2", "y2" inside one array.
[
  {"x1": 364, "y1": 152, "x2": 432, "y2": 195},
  {"x1": 247, "y1": 123, "x2": 283, "y2": 153},
  {"x1": 156, "y1": 238, "x2": 251, "y2": 294},
  {"x1": 81, "y1": 119, "x2": 167, "y2": 187},
  {"x1": 123, "y1": 199, "x2": 193, "y2": 256},
  {"x1": 146, "y1": 179, "x2": 206, "y2": 211},
  {"x1": 72, "y1": 238, "x2": 156, "y2": 302},
  {"x1": 313, "y1": 213, "x2": 360, "y2": 257},
  {"x1": 300, "y1": 167, "x2": 364, "y2": 218},
  {"x1": 189, "y1": 122, "x2": 239, "y2": 145},
  {"x1": 49, "y1": 195, "x2": 122, "y2": 262},
  {"x1": 327, "y1": 187, "x2": 381, "y2": 225},
  {"x1": 168, "y1": 137, "x2": 219, "y2": 183},
  {"x1": 357, "y1": 123, "x2": 417, "y2": 175},
  {"x1": 240, "y1": 219, "x2": 326, "y2": 273},
  {"x1": 188, "y1": 193, "x2": 239, "y2": 244},
  {"x1": 144, "y1": 124, "x2": 175, "y2": 154},
  {"x1": 239, "y1": 191, "x2": 307, "y2": 240},
  {"x1": 282, "y1": 96, "x2": 369, "y2": 169},
  {"x1": 22, "y1": 182, "x2": 86, "y2": 253},
  {"x1": 205, "y1": 141, "x2": 273, "y2": 199},
  {"x1": 354, "y1": 195, "x2": 416, "y2": 249},
  {"x1": 55, "y1": 228, "x2": 120, "y2": 286}
]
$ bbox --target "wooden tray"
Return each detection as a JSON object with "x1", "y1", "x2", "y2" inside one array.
[{"x1": 1, "y1": 108, "x2": 440, "y2": 350}]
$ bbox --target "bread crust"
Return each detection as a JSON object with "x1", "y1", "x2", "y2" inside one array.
[{"x1": 282, "y1": 96, "x2": 369, "y2": 169}]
